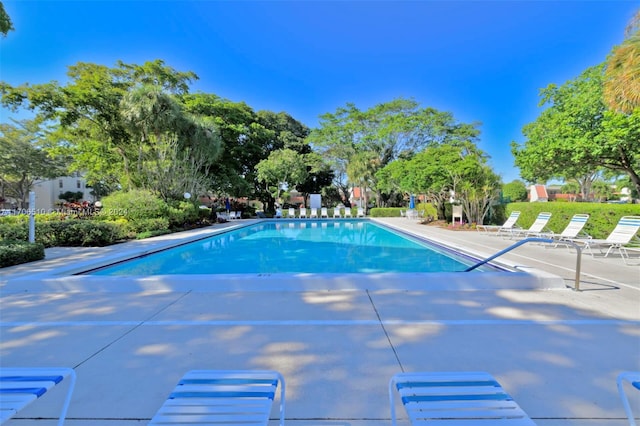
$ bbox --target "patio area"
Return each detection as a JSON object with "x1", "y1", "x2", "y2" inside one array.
[{"x1": 1, "y1": 218, "x2": 639, "y2": 425}]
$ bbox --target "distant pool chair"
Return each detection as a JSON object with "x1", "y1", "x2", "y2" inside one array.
[
  {"x1": 299, "y1": 207, "x2": 307, "y2": 218},
  {"x1": 546, "y1": 213, "x2": 590, "y2": 246},
  {"x1": 333, "y1": 208, "x2": 341, "y2": 218},
  {"x1": 288, "y1": 208, "x2": 296, "y2": 218},
  {"x1": 320, "y1": 207, "x2": 328, "y2": 218},
  {"x1": 511, "y1": 212, "x2": 552, "y2": 239},
  {"x1": 149, "y1": 370, "x2": 285, "y2": 426},
  {"x1": 477, "y1": 211, "x2": 521, "y2": 236}
]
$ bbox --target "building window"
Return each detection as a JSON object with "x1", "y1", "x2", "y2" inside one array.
[
  {"x1": 59, "y1": 180, "x2": 63, "y2": 188},
  {"x1": 77, "y1": 180, "x2": 81, "y2": 189}
]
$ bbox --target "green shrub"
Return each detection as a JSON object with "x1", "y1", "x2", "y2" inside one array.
[
  {"x1": 0, "y1": 223, "x2": 28, "y2": 242},
  {"x1": 369, "y1": 208, "x2": 402, "y2": 217},
  {"x1": 198, "y1": 206, "x2": 211, "y2": 221},
  {"x1": 98, "y1": 189, "x2": 168, "y2": 221},
  {"x1": 0, "y1": 214, "x2": 26, "y2": 225},
  {"x1": 0, "y1": 220, "x2": 123, "y2": 247},
  {"x1": 167, "y1": 201, "x2": 199, "y2": 229},
  {"x1": 56, "y1": 221, "x2": 122, "y2": 246},
  {"x1": 126, "y1": 217, "x2": 170, "y2": 234},
  {"x1": 483, "y1": 204, "x2": 507, "y2": 226},
  {"x1": 0, "y1": 212, "x2": 67, "y2": 225},
  {"x1": 0, "y1": 241, "x2": 45, "y2": 268},
  {"x1": 135, "y1": 229, "x2": 173, "y2": 239}
]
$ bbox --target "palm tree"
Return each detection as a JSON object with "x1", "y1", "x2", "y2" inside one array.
[
  {"x1": 346, "y1": 151, "x2": 379, "y2": 210},
  {"x1": 120, "y1": 84, "x2": 220, "y2": 199},
  {"x1": 604, "y1": 10, "x2": 640, "y2": 113}
]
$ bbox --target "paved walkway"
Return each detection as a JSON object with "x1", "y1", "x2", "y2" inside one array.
[{"x1": 0, "y1": 218, "x2": 638, "y2": 425}]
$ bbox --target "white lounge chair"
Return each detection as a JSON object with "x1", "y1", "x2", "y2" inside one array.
[
  {"x1": 390, "y1": 371, "x2": 536, "y2": 425},
  {"x1": 149, "y1": 370, "x2": 285, "y2": 426},
  {"x1": 357, "y1": 207, "x2": 365, "y2": 217},
  {"x1": 617, "y1": 371, "x2": 640, "y2": 426},
  {"x1": 477, "y1": 211, "x2": 521, "y2": 236},
  {"x1": 548, "y1": 213, "x2": 590, "y2": 246},
  {"x1": 299, "y1": 207, "x2": 307, "y2": 218},
  {"x1": 511, "y1": 212, "x2": 552, "y2": 238},
  {"x1": 344, "y1": 208, "x2": 352, "y2": 218},
  {"x1": 406, "y1": 209, "x2": 418, "y2": 220},
  {"x1": 320, "y1": 207, "x2": 328, "y2": 218},
  {"x1": 0, "y1": 367, "x2": 76, "y2": 426},
  {"x1": 310, "y1": 208, "x2": 318, "y2": 218},
  {"x1": 288, "y1": 208, "x2": 296, "y2": 218},
  {"x1": 333, "y1": 208, "x2": 341, "y2": 218},
  {"x1": 571, "y1": 215, "x2": 640, "y2": 259}
]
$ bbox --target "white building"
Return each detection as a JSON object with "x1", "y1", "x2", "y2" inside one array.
[
  {"x1": 529, "y1": 184, "x2": 549, "y2": 202},
  {"x1": 32, "y1": 173, "x2": 95, "y2": 211}
]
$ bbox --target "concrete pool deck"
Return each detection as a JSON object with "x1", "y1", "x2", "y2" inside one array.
[{"x1": 0, "y1": 217, "x2": 638, "y2": 425}]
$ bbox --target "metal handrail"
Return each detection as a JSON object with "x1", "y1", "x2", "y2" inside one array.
[{"x1": 464, "y1": 237, "x2": 583, "y2": 291}]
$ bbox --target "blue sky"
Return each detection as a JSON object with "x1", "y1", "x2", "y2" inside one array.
[{"x1": 1, "y1": 0, "x2": 638, "y2": 183}]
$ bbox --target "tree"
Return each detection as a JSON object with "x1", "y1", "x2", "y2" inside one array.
[
  {"x1": 604, "y1": 10, "x2": 640, "y2": 113},
  {"x1": 591, "y1": 180, "x2": 614, "y2": 202},
  {"x1": 181, "y1": 94, "x2": 312, "y2": 206},
  {"x1": 378, "y1": 143, "x2": 500, "y2": 224},
  {"x1": 512, "y1": 64, "x2": 640, "y2": 195},
  {"x1": 0, "y1": 119, "x2": 67, "y2": 208},
  {"x1": 560, "y1": 181, "x2": 580, "y2": 201},
  {"x1": 255, "y1": 148, "x2": 308, "y2": 207},
  {"x1": 346, "y1": 151, "x2": 379, "y2": 209},
  {"x1": 119, "y1": 84, "x2": 221, "y2": 199},
  {"x1": 1, "y1": 60, "x2": 201, "y2": 194},
  {"x1": 294, "y1": 152, "x2": 335, "y2": 208},
  {"x1": 501, "y1": 180, "x2": 528, "y2": 202},
  {"x1": 309, "y1": 98, "x2": 481, "y2": 207},
  {"x1": 0, "y1": 2, "x2": 14, "y2": 36}
]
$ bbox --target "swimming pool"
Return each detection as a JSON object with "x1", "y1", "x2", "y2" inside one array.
[{"x1": 88, "y1": 220, "x2": 501, "y2": 275}]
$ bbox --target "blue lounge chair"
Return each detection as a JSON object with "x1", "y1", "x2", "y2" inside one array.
[
  {"x1": 390, "y1": 371, "x2": 536, "y2": 425},
  {"x1": 149, "y1": 370, "x2": 285, "y2": 426},
  {"x1": 0, "y1": 367, "x2": 76, "y2": 426},
  {"x1": 617, "y1": 371, "x2": 640, "y2": 426}
]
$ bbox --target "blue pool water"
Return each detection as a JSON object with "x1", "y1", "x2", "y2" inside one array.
[{"x1": 89, "y1": 220, "x2": 497, "y2": 275}]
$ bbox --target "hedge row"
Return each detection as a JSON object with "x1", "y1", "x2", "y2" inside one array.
[
  {"x1": 369, "y1": 204, "x2": 438, "y2": 218},
  {"x1": 0, "y1": 220, "x2": 124, "y2": 248},
  {"x1": 0, "y1": 241, "x2": 45, "y2": 267}
]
